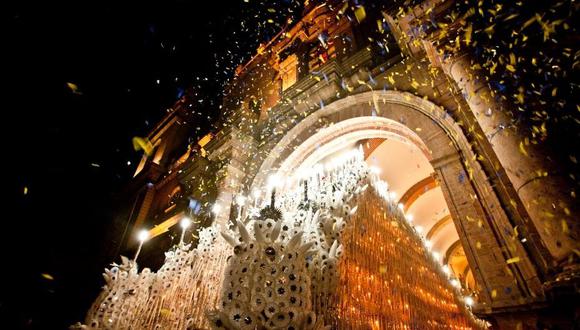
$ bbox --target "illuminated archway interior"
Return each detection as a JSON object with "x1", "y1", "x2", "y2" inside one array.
[{"x1": 285, "y1": 127, "x2": 476, "y2": 291}]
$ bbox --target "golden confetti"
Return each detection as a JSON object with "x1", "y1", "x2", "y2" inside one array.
[
  {"x1": 354, "y1": 6, "x2": 366, "y2": 23},
  {"x1": 41, "y1": 273, "x2": 54, "y2": 280},
  {"x1": 464, "y1": 24, "x2": 472, "y2": 46},
  {"x1": 506, "y1": 257, "x2": 521, "y2": 264},
  {"x1": 518, "y1": 141, "x2": 528, "y2": 156},
  {"x1": 376, "y1": 20, "x2": 384, "y2": 33},
  {"x1": 562, "y1": 220, "x2": 569, "y2": 234},
  {"x1": 132, "y1": 136, "x2": 154, "y2": 156},
  {"x1": 66, "y1": 82, "x2": 82, "y2": 94}
]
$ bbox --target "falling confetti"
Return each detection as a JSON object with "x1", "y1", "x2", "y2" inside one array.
[
  {"x1": 66, "y1": 82, "x2": 82, "y2": 95},
  {"x1": 506, "y1": 257, "x2": 521, "y2": 264},
  {"x1": 41, "y1": 273, "x2": 54, "y2": 280},
  {"x1": 132, "y1": 137, "x2": 154, "y2": 156}
]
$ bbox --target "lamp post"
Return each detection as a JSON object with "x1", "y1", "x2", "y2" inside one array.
[
  {"x1": 133, "y1": 229, "x2": 149, "y2": 263},
  {"x1": 179, "y1": 217, "x2": 192, "y2": 245},
  {"x1": 235, "y1": 195, "x2": 246, "y2": 220}
]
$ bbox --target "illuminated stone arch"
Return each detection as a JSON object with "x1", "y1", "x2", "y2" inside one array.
[{"x1": 246, "y1": 90, "x2": 541, "y2": 309}]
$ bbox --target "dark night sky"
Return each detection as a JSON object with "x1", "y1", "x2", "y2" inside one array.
[{"x1": 3, "y1": 0, "x2": 301, "y2": 328}]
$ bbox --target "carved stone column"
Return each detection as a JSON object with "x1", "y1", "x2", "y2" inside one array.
[
  {"x1": 438, "y1": 52, "x2": 577, "y2": 264},
  {"x1": 432, "y1": 154, "x2": 542, "y2": 312}
]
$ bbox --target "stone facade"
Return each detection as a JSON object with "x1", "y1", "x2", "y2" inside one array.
[{"x1": 116, "y1": 1, "x2": 578, "y2": 327}]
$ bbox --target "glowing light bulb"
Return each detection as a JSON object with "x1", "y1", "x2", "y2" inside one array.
[
  {"x1": 180, "y1": 217, "x2": 192, "y2": 230},
  {"x1": 389, "y1": 191, "x2": 397, "y2": 200},
  {"x1": 405, "y1": 214, "x2": 413, "y2": 222},
  {"x1": 235, "y1": 195, "x2": 246, "y2": 206},
  {"x1": 398, "y1": 203, "x2": 404, "y2": 210},
  {"x1": 424, "y1": 240, "x2": 433, "y2": 249},
  {"x1": 267, "y1": 174, "x2": 282, "y2": 188},
  {"x1": 450, "y1": 279, "x2": 461, "y2": 288},
  {"x1": 464, "y1": 296, "x2": 474, "y2": 307},
  {"x1": 179, "y1": 217, "x2": 192, "y2": 245},
  {"x1": 137, "y1": 229, "x2": 149, "y2": 242},
  {"x1": 432, "y1": 251, "x2": 441, "y2": 262},
  {"x1": 298, "y1": 167, "x2": 312, "y2": 179},
  {"x1": 133, "y1": 229, "x2": 150, "y2": 263}
]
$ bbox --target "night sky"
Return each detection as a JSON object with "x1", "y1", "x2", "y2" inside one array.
[
  {"x1": 3, "y1": 0, "x2": 579, "y2": 328},
  {"x1": 4, "y1": 0, "x2": 302, "y2": 328}
]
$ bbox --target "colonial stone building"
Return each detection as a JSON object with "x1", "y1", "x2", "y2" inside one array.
[{"x1": 113, "y1": 1, "x2": 578, "y2": 328}]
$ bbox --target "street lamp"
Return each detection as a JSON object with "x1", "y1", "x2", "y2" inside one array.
[
  {"x1": 235, "y1": 195, "x2": 246, "y2": 220},
  {"x1": 179, "y1": 217, "x2": 192, "y2": 245},
  {"x1": 133, "y1": 229, "x2": 149, "y2": 263}
]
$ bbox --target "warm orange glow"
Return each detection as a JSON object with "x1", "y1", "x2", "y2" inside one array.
[
  {"x1": 327, "y1": 192, "x2": 481, "y2": 329},
  {"x1": 147, "y1": 212, "x2": 184, "y2": 239}
]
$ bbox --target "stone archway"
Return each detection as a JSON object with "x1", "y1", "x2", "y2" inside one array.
[{"x1": 246, "y1": 90, "x2": 542, "y2": 313}]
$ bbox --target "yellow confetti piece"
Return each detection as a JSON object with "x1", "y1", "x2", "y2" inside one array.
[
  {"x1": 379, "y1": 265, "x2": 387, "y2": 274},
  {"x1": 504, "y1": 13, "x2": 519, "y2": 21},
  {"x1": 66, "y1": 82, "x2": 82, "y2": 94},
  {"x1": 354, "y1": 6, "x2": 366, "y2": 23},
  {"x1": 338, "y1": 2, "x2": 348, "y2": 15},
  {"x1": 464, "y1": 24, "x2": 472, "y2": 46},
  {"x1": 518, "y1": 141, "x2": 528, "y2": 156},
  {"x1": 506, "y1": 257, "x2": 521, "y2": 264},
  {"x1": 562, "y1": 220, "x2": 569, "y2": 234},
  {"x1": 132, "y1": 136, "x2": 154, "y2": 156},
  {"x1": 23, "y1": 186, "x2": 28, "y2": 195},
  {"x1": 484, "y1": 24, "x2": 495, "y2": 38},
  {"x1": 491, "y1": 289, "x2": 497, "y2": 298},
  {"x1": 42, "y1": 273, "x2": 54, "y2": 280}
]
